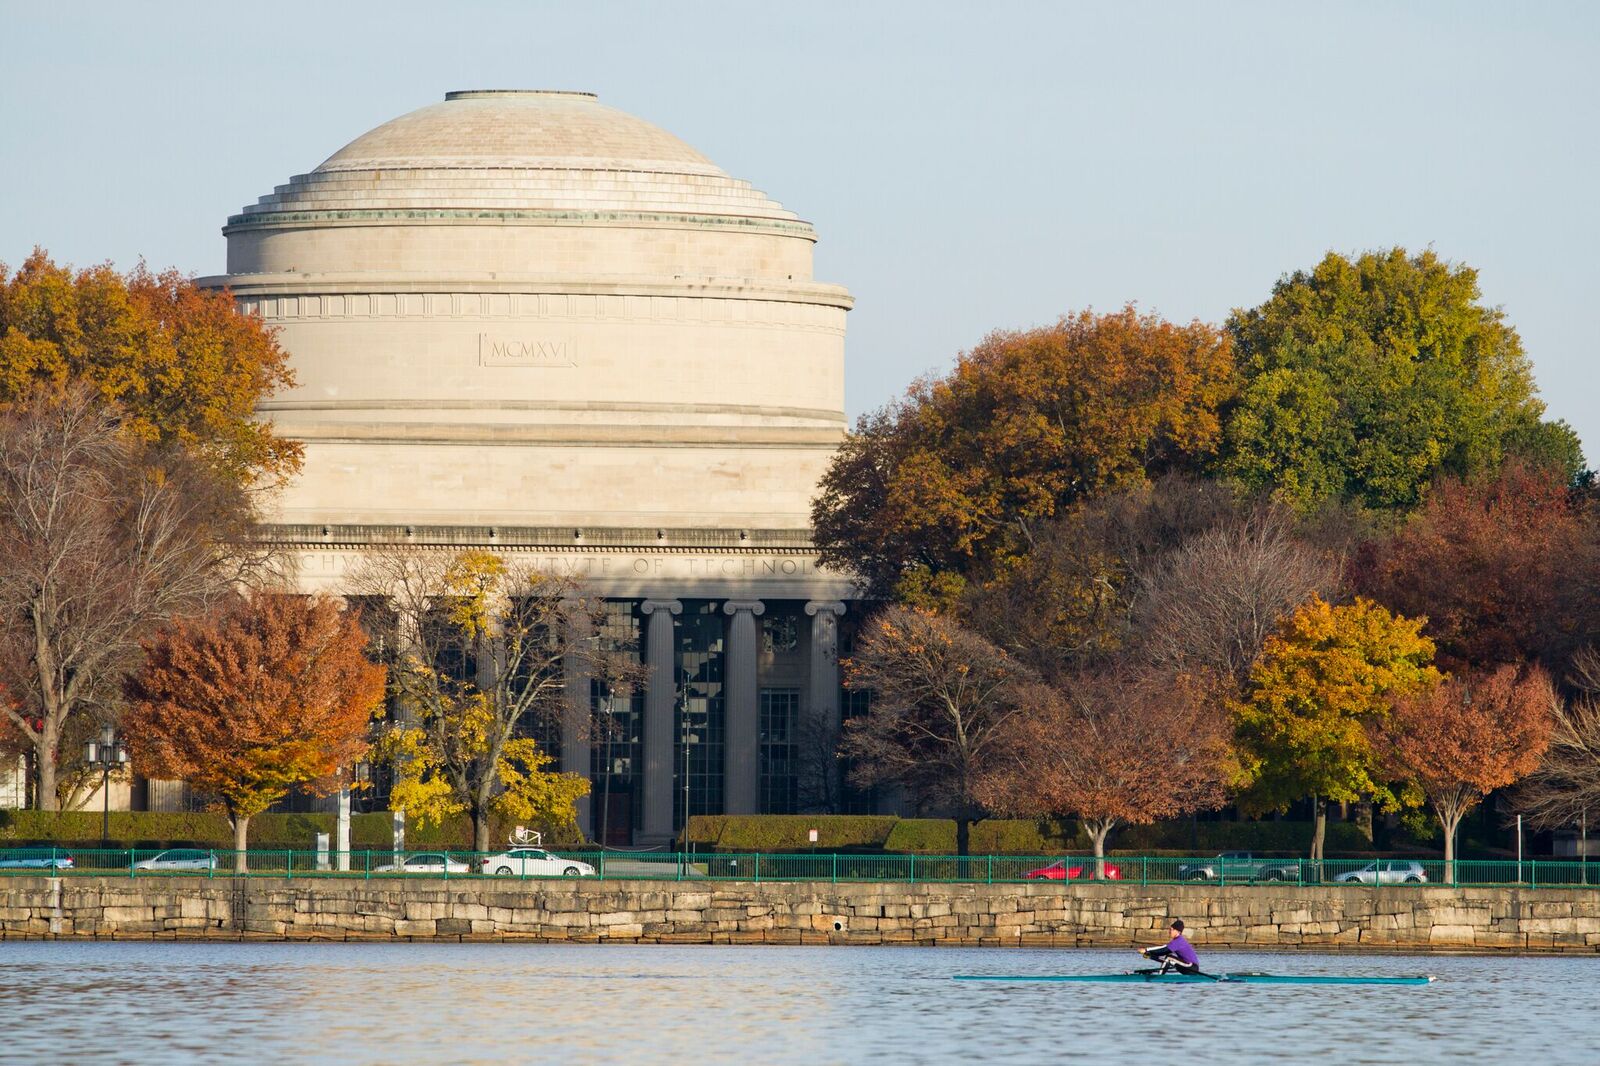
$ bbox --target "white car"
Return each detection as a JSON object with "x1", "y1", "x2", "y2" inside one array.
[
  {"x1": 375, "y1": 852, "x2": 472, "y2": 875},
  {"x1": 133, "y1": 848, "x2": 218, "y2": 871},
  {"x1": 478, "y1": 847, "x2": 596, "y2": 878},
  {"x1": 1333, "y1": 860, "x2": 1428, "y2": 885}
]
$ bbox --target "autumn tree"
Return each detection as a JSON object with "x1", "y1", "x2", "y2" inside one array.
[
  {"x1": 1222, "y1": 248, "x2": 1580, "y2": 514},
  {"x1": 1379, "y1": 665, "x2": 1554, "y2": 880},
  {"x1": 123, "y1": 593, "x2": 385, "y2": 871},
  {"x1": 840, "y1": 607, "x2": 1036, "y2": 855},
  {"x1": 0, "y1": 387, "x2": 259, "y2": 809},
  {"x1": 1518, "y1": 648, "x2": 1600, "y2": 836},
  {"x1": 1232, "y1": 596, "x2": 1441, "y2": 859},
  {"x1": 1356, "y1": 460, "x2": 1600, "y2": 672},
  {"x1": 0, "y1": 249, "x2": 300, "y2": 484},
  {"x1": 1136, "y1": 504, "x2": 1342, "y2": 688},
  {"x1": 351, "y1": 549, "x2": 601, "y2": 853},
  {"x1": 977, "y1": 669, "x2": 1234, "y2": 876},
  {"x1": 813, "y1": 307, "x2": 1234, "y2": 604},
  {"x1": 961, "y1": 475, "x2": 1244, "y2": 679}
]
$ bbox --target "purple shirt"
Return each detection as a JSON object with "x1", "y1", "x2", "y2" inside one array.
[{"x1": 1167, "y1": 934, "x2": 1199, "y2": 966}]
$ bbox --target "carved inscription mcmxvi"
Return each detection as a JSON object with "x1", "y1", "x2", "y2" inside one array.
[{"x1": 480, "y1": 334, "x2": 577, "y2": 367}]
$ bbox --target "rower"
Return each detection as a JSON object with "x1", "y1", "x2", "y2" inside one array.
[{"x1": 1141, "y1": 919, "x2": 1200, "y2": 975}]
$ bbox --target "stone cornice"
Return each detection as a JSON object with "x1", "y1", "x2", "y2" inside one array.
[
  {"x1": 266, "y1": 420, "x2": 845, "y2": 448},
  {"x1": 256, "y1": 524, "x2": 819, "y2": 551},
  {"x1": 222, "y1": 208, "x2": 818, "y2": 241},
  {"x1": 202, "y1": 272, "x2": 854, "y2": 310}
]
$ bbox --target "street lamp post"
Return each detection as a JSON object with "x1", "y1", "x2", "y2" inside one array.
[{"x1": 83, "y1": 724, "x2": 128, "y2": 848}]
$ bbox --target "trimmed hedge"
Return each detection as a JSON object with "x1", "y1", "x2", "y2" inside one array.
[
  {"x1": 0, "y1": 808, "x2": 588, "y2": 851},
  {"x1": 0, "y1": 810, "x2": 400, "y2": 849},
  {"x1": 2, "y1": 809, "x2": 1382, "y2": 856},
  {"x1": 883, "y1": 818, "x2": 1082, "y2": 854},
  {"x1": 689, "y1": 814, "x2": 899, "y2": 852},
  {"x1": 685, "y1": 814, "x2": 1377, "y2": 856}
]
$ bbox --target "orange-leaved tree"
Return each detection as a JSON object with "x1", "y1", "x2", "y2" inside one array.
[
  {"x1": 977, "y1": 668, "x2": 1235, "y2": 877},
  {"x1": 812, "y1": 306, "x2": 1234, "y2": 605},
  {"x1": 0, "y1": 249, "x2": 300, "y2": 485},
  {"x1": 1232, "y1": 596, "x2": 1441, "y2": 860},
  {"x1": 124, "y1": 593, "x2": 386, "y2": 871},
  {"x1": 1380, "y1": 665, "x2": 1555, "y2": 880},
  {"x1": 1356, "y1": 459, "x2": 1599, "y2": 673}
]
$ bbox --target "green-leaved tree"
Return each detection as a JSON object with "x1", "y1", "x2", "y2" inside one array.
[{"x1": 1222, "y1": 248, "x2": 1581, "y2": 514}]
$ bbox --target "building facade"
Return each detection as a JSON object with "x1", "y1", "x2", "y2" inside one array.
[{"x1": 203, "y1": 90, "x2": 859, "y2": 843}]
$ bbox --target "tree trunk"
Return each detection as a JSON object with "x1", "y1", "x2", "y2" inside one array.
[
  {"x1": 1439, "y1": 803, "x2": 1465, "y2": 886},
  {"x1": 231, "y1": 813, "x2": 250, "y2": 874},
  {"x1": 473, "y1": 799, "x2": 491, "y2": 855},
  {"x1": 1310, "y1": 796, "x2": 1327, "y2": 863},
  {"x1": 955, "y1": 815, "x2": 971, "y2": 858},
  {"x1": 1089, "y1": 822, "x2": 1113, "y2": 879},
  {"x1": 1355, "y1": 801, "x2": 1374, "y2": 844},
  {"x1": 36, "y1": 727, "x2": 58, "y2": 811}
]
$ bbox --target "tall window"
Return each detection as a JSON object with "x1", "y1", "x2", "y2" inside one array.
[
  {"x1": 760, "y1": 688, "x2": 799, "y2": 814},
  {"x1": 839, "y1": 686, "x2": 876, "y2": 814},
  {"x1": 591, "y1": 601, "x2": 643, "y2": 846},
  {"x1": 674, "y1": 601, "x2": 725, "y2": 830}
]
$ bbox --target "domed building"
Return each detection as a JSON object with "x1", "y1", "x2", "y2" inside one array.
[{"x1": 206, "y1": 91, "x2": 857, "y2": 843}]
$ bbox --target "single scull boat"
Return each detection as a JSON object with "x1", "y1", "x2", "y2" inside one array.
[{"x1": 954, "y1": 969, "x2": 1434, "y2": 986}]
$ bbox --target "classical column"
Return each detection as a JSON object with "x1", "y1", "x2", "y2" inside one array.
[
  {"x1": 805, "y1": 601, "x2": 847, "y2": 809},
  {"x1": 722, "y1": 600, "x2": 765, "y2": 815},
  {"x1": 639, "y1": 599, "x2": 682, "y2": 843},
  {"x1": 561, "y1": 602, "x2": 594, "y2": 840}
]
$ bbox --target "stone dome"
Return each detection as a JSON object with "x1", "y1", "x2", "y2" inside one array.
[
  {"x1": 210, "y1": 89, "x2": 852, "y2": 534},
  {"x1": 228, "y1": 90, "x2": 801, "y2": 230}
]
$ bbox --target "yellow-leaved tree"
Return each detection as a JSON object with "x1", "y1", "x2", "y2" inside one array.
[
  {"x1": 1232, "y1": 596, "x2": 1441, "y2": 860},
  {"x1": 354, "y1": 549, "x2": 610, "y2": 853}
]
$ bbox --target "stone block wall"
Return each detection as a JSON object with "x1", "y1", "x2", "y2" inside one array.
[{"x1": 3, "y1": 877, "x2": 1599, "y2": 952}]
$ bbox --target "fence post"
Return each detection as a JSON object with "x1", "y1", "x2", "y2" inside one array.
[
  {"x1": 909, "y1": 854, "x2": 916, "y2": 885},
  {"x1": 754, "y1": 853, "x2": 762, "y2": 883},
  {"x1": 832, "y1": 852, "x2": 838, "y2": 884},
  {"x1": 987, "y1": 854, "x2": 993, "y2": 885},
  {"x1": 1531, "y1": 859, "x2": 1539, "y2": 891},
  {"x1": 286, "y1": 850, "x2": 293, "y2": 881},
  {"x1": 1142, "y1": 857, "x2": 1148, "y2": 887}
]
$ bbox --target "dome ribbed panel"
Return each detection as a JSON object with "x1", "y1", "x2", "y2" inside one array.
[{"x1": 231, "y1": 91, "x2": 799, "y2": 225}]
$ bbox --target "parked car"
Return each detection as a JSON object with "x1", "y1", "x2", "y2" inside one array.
[
  {"x1": 1023, "y1": 859, "x2": 1123, "y2": 881},
  {"x1": 1176, "y1": 852, "x2": 1302, "y2": 882},
  {"x1": 478, "y1": 847, "x2": 596, "y2": 878},
  {"x1": 1333, "y1": 860, "x2": 1428, "y2": 885},
  {"x1": 374, "y1": 852, "x2": 472, "y2": 875},
  {"x1": 134, "y1": 848, "x2": 218, "y2": 871},
  {"x1": 0, "y1": 847, "x2": 75, "y2": 870}
]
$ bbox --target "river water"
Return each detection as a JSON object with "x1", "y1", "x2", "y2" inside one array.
[{"x1": 1, "y1": 942, "x2": 1592, "y2": 1064}]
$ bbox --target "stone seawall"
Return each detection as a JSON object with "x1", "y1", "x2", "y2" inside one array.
[{"x1": 3, "y1": 877, "x2": 1599, "y2": 952}]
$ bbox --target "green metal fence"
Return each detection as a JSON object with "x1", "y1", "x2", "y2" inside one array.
[{"x1": 1, "y1": 846, "x2": 1596, "y2": 887}]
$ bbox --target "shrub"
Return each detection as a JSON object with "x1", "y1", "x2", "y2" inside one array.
[{"x1": 710, "y1": 815, "x2": 898, "y2": 852}]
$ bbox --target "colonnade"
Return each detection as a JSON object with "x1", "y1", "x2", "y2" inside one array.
[{"x1": 560, "y1": 598, "x2": 847, "y2": 843}]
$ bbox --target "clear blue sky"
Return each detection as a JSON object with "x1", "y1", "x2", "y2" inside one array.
[{"x1": 3, "y1": 1, "x2": 1596, "y2": 455}]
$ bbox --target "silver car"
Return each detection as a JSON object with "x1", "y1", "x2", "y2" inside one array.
[
  {"x1": 134, "y1": 848, "x2": 218, "y2": 871},
  {"x1": 1334, "y1": 860, "x2": 1428, "y2": 885},
  {"x1": 374, "y1": 852, "x2": 472, "y2": 875}
]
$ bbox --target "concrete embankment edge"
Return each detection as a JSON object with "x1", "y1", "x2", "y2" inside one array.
[{"x1": 3, "y1": 878, "x2": 1598, "y2": 953}]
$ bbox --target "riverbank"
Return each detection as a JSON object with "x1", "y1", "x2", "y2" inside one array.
[{"x1": 3, "y1": 877, "x2": 1598, "y2": 952}]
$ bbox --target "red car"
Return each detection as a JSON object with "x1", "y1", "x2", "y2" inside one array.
[{"x1": 1023, "y1": 859, "x2": 1122, "y2": 880}]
